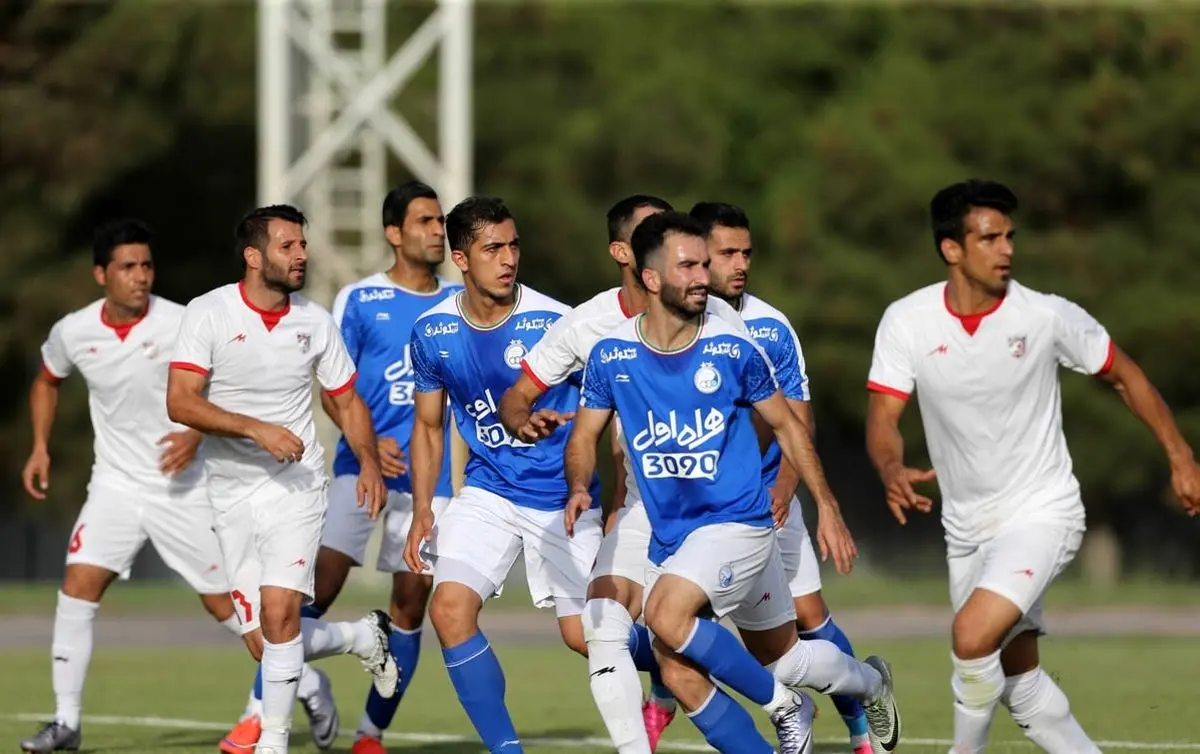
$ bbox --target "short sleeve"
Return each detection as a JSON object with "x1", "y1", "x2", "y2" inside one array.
[
  {"x1": 169, "y1": 303, "x2": 215, "y2": 375},
  {"x1": 1050, "y1": 295, "x2": 1114, "y2": 375},
  {"x1": 316, "y1": 313, "x2": 357, "y2": 394},
  {"x1": 579, "y1": 345, "x2": 615, "y2": 410},
  {"x1": 763, "y1": 321, "x2": 810, "y2": 402},
  {"x1": 866, "y1": 305, "x2": 915, "y2": 399},
  {"x1": 521, "y1": 310, "x2": 585, "y2": 391},
  {"x1": 331, "y1": 285, "x2": 362, "y2": 363},
  {"x1": 410, "y1": 327, "x2": 443, "y2": 393},
  {"x1": 40, "y1": 319, "x2": 74, "y2": 382},
  {"x1": 743, "y1": 341, "x2": 780, "y2": 404}
]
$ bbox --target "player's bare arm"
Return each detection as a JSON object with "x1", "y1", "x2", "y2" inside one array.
[
  {"x1": 166, "y1": 366, "x2": 304, "y2": 462},
  {"x1": 327, "y1": 386, "x2": 387, "y2": 519},
  {"x1": 320, "y1": 390, "x2": 406, "y2": 478},
  {"x1": 866, "y1": 391, "x2": 937, "y2": 525},
  {"x1": 1096, "y1": 345, "x2": 1200, "y2": 514},
  {"x1": 605, "y1": 426, "x2": 627, "y2": 533},
  {"x1": 563, "y1": 405, "x2": 613, "y2": 536},
  {"x1": 754, "y1": 389, "x2": 858, "y2": 574},
  {"x1": 403, "y1": 387, "x2": 447, "y2": 572},
  {"x1": 498, "y1": 372, "x2": 574, "y2": 443},
  {"x1": 23, "y1": 369, "x2": 61, "y2": 499},
  {"x1": 755, "y1": 398, "x2": 816, "y2": 528}
]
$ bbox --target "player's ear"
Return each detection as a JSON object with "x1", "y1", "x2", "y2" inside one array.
[
  {"x1": 940, "y1": 238, "x2": 963, "y2": 265},
  {"x1": 608, "y1": 241, "x2": 631, "y2": 267},
  {"x1": 450, "y1": 247, "x2": 469, "y2": 274},
  {"x1": 92, "y1": 264, "x2": 107, "y2": 287},
  {"x1": 383, "y1": 225, "x2": 404, "y2": 249},
  {"x1": 640, "y1": 265, "x2": 660, "y2": 294},
  {"x1": 242, "y1": 246, "x2": 262, "y2": 271}
]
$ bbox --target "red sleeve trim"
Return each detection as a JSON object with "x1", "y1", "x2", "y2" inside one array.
[
  {"x1": 39, "y1": 362, "x2": 65, "y2": 384},
  {"x1": 169, "y1": 361, "x2": 210, "y2": 376},
  {"x1": 324, "y1": 372, "x2": 358, "y2": 397},
  {"x1": 867, "y1": 380, "x2": 910, "y2": 401},
  {"x1": 520, "y1": 359, "x2": 550, "y2": 393},
  {"x1": 1096, "y1": 339, "x2": 1116, "y2": 376}
]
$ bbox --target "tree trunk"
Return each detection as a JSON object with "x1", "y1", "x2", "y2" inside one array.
[{"x1": 1079, "y1": 523, "x2": 1121, "y2": 587}]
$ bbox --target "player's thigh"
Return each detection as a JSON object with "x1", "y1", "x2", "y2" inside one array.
[
  {"x1": 213, "y1": 499, "x2": 262, "y2": 636},
  {"x1": 588, "y1": 503, "x2": 650, "y2": 614},
  {"x1": 63, "y1": 484, "x2": 148, "y2": 579},
  {"x1": 143, "y1": 486, "x2": 229, "y2": 595},
  {"x1": 428, "y1": 486, "x2": 523, "y2": 603},
  {"x1": 258, "y1": 486, "x2": 326, "y2": 603},
  {"x1": 776, "y1": 497, "x2": 823, "y2": 600},
  {"x1": 317, "y1": 474, "x2": 377, "y2": 566},
  {"x1": 518, "y1": 501, "x2": 602, "y2": 617},
  {"x1": 729, "y1": 538, "x2": 797, "y2": 634},
  {"x1": 378, "y1": 493, "x2": 451, "y2": 575}
]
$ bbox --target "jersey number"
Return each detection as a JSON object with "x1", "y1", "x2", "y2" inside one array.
[
  {"x1": 642, "y1": 451, "x2": 720, "y2": 480},
  {"x1": 231, "y1": 589, "x2": 254, "y2": 624},
  {"x1": 67, "y1": 524, "x2": 85, "y2": 555},
  {"x1": 388, "y1": 381, "x2": 415, "y2": 406}
]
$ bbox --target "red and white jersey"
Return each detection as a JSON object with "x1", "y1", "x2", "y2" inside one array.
[
  {"x1": 40, "y1": 296, "x2": 204, "y2": 494},
  {"x1": 867, "y1": 280, "x2": 1114, "y2": 545},
  {"x1": 169, "y1": 282, "x2": 356, "y2": 506}
]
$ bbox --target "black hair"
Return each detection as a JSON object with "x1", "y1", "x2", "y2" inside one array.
[
  {"x1": 930, "y1": 180, "x2": 1019, "y2": 262},
  {"x1": 446, "y1": 196, "x2": 514, "y2": 253},
  {"x1": 606, "y1": 195, "x2": 674, "y2": 244},
  {"x1": 688, "y1": 202, "x2": 750, "y2": 234},
  {"x1": 236, "y1": 204, "x2": 308, "y2": 256},
  {"x1": 630, "y1": 211, "x2": 707, "y2": 274},
  {"x1": 93, "y1": 218, "x2": 153, "y2": 268},
  {"x1": 382, "y1": 180, "x2": 439, "y2": 228}
]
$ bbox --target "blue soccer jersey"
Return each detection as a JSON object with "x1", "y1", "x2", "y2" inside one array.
[
  {"x1": 737, "y1": 293, "x2": 810, "y2": 491},
  {"x1": 330, "y1": 273, "x2": 461, "y2": 497},
  {"x1": 410, "y1": 284, "x2": 599, "y2": 509},
  {"x1": 580, "y1": 313, "x2": 781, "y2": 564}
]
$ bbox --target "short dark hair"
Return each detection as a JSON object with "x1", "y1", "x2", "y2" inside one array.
[
  {"x1": 930, "y1": 180, "x2": 1019, "y2": 262},
  {"x1": 689, "y1": 202, "x2": 750, "y2": 234},
  {"x1": 606, "y1": 195, "x2": 674, "y2": 244},
  {"x1": 93, "y1": 218, "x2": 152, "y2": 268},
  {"x1": 236, "y1": 204, "x2": 308, "y2": 256},
  {"x1": 630, "y1": 211, "x2": 707, "y2": 274},
  {"x1": 382, "y1": 181, "x2": 439, "y2": 228},
  {"x1": 446, "y1": 196, "x2": 513, "y2": 253}
]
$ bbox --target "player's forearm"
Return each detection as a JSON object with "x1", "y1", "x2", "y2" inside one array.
[
  {"x1": 166, "y1": 392, "x2": 258, "y2": 440},
  {"x1": 320, "y1": 390, "x2": 344, "y2": 432},
  {"x1": 338, "y1": 394, "x2": 380, "y2": 470},
  {"x1": 1111, "y1": 369, "x2": 1195, "y2": 467},
  {"x1": 498, "y1": 387, "x2": 533, "y2": 437},
  {"x1": 866, "y1": 412, "x2": 906, "y2": 479},
  {"x1": 605, "y1": 443, "x2": 628, "y2": 524},
  {"x1": 565, "y1": 434, "x2": 598, "y2": 496},
  {"x1": 410, "y1": 420, "x2": 445, "y2": 511},
  {"x1": 29, "y1": 379, "x2": 59, "y2": 452},
  {"x1": 776, "y1": 421, "x2": 839, "y2": 510}
]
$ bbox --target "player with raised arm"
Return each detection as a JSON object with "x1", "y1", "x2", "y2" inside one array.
[
  {"x1": 690, "y1": 201, "x2": 872, "y2": 754},
  {"x1": 18, "y1": 220, "x2": 242, "y2": 754},
  {"x1": 401, "y1": 196, "x2": 604, "y2": 754},
  {"x1": 565, "y1": 212, "x2": 901, "y2": 754},
  {"x1": 865, "y1": 180, "x2": 1200, "y2": 754},
  {"x1": 166, "y1": 205, "x2": 400, "y2": 754}
]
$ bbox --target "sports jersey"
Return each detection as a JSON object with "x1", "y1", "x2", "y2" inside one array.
[
  {"x1": 410, "y1": 284, "x2": 599, "y2": 509},
  {"x1": 867, "y1": 280, "x2": 1114, "y2": 545},
  {"x1": 580, "y1": 313, "x2": 781, "y2": 564},
  {"x1": 329, "y1": 273, "x2": 460, "y2": 496},
  {"x1": 40, "y1": 296, "x2": 204, "y2": 493},
  {"x1": 169, "y1": 282, "x2": 357, "y2": 505}
]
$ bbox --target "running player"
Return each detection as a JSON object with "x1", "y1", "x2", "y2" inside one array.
[
  {"x1": 19, "y1": 219, "x2": 242, "y2": 754},
  {"x1": 565, "y1": 211, "x2": 901, "y2": 754},
  {"x1": 167, "y1": 204, "x2": 400, "y2": 754},
  {"x1": 690, "y1": 201, "x2": 873, "y2": 754},
  {"x1": 865, "y1": 179, "x2": 1200, "y2": 754},
  {"x1": 401, "y1": 196, "x2": 604, "y2": 754}
]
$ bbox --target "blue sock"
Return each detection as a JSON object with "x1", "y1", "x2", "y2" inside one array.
[
  {"x1": 251, "y1": 664, "x2": 262, "y2": 702},
  {"x1": 801, "y1": 616, "x2": 869, "y2": 738},
  {"x1": 627, "y1": 623, "x2": 673, "y2": 701},
  {"x1": 364, "y1": 627, "x2": 422, "y2": 730},
  {"x1": 300, "y1": 603, "x2": 327, "y2": 620},
  {"x1": 443, "y1": 631, "x2": 523, "y2": 753},
  {"x1": 677, "y1": 618, "x2": 775, "y2": 705},
  {"x1": 249, "y1": 603, "x2": 328, "y2": 701},
  {"x1": 687, "y1": 687, "x2": 775, "y2": 753}
]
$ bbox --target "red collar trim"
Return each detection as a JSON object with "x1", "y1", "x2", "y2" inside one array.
[
  {"x1": 239, "y1": 281, "x2": 291, "y2": 332},
  {"x1": 100, "y1": 300, "x2": 149, "y2": 342},
  {"x1": 944, "y1": 284, "x2": 1004, "y2": 336}
]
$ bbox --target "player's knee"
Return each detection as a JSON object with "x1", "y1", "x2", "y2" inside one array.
[
  {"x1": 389, "y1": 573, "x2": 433, "y2": 631},
  {"x1": 951, "y1": 614, "x2": 1004, "y2": 660},
  {"x1": 428, "y1": 583, "x2": 481, "y2": 645},
  {"x1": 950, "y1": 650, "x2": 1005, "y2": 709},
  {"x1": 61, "y1": 564, "x2": 115, "y2": 603},
  {"x1": 791, "y1": 592, "x2": 829, "y2": 630},
  {"x1": 582, "y1": 598, "x2": 633, "y2": 647},
  {"x1": 311, "y1": 547, "x2": 354, "y2": 610}
]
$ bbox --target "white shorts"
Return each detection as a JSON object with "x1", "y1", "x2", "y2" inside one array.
[
  {"x1": 65, "y1": 481, "x2": 227, "y2": 594},
  {"x1": 948, "y1": 521, "x2": 1084, "y2": 644},
  {"x1": 776, "y1": 497, "x2": 822, "y2": 599},
  {"x1": 591, "y1": 502, "x2": 652, "y2": 584},
  {"x1": 321, "y1": 474, "x2": 451, "y2": 574},
  {"x1": 425, "y1": 485, "x2": 603, "y2": 617},
  {"x1": 646, "y1": 522, "x2": 796, "y2": 631},
  {"x1": 214, "y1": 483, "x2": 327, "y2": 635}
]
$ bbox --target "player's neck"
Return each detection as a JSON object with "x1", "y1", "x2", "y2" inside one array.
[
  {"x1": 385, "y1": 253, "x2": 439, "y2": 293},
  {"x1": 101, "y1": 298, "x2": 147, "y2": 325},
  {"x1": 460, "y1": 282, "x2": 518, "y2": 326},
  {"x1": 945, "y1": 275, "x2": 1003, "y2": 316},
  {"x1": 641, "y1": 301, "x2": 702, "y2": 352},
  {"x1": 240, "y1": 277, "x2": 290, "y2": 312},
  {"x1": 618, "y1": 275, "x2": 649, "y2": 316},
  {"x1": 713, "y1": 290, "x2": 744, "y2": 312}
]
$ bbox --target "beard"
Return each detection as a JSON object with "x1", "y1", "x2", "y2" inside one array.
[
  {"x1": 264, "y1": 259, "x2": 306, "y2": 293},
  {"x1": 661, "y1": 280, "x2": 707, "y2": 318}
]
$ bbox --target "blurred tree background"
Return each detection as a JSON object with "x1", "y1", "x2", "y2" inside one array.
[{"x1": 2, "y1": 0, "x2": 1198, "y2": 581}]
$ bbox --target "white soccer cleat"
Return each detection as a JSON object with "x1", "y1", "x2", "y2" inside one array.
[
  {"x1": 769, "y1": 688, "x2": 815, "y2": 754},
  {"x1": 359, "y1": 609, "x2": 401, "y2": 699},
  {"x1": 862, "y1": 655, "x2": 901, "y2": 753},
  {"x1": 299, "y1": 666, "x2": 339, "y2": 750}
]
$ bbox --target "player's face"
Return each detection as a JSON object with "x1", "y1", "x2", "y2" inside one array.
[
  {"x1": 261, "y1": 219, "x2": 308, "y2": 292},
  {"x1": 455, "y1": 219, "x2": 520, "y2": 301},
  {"x1": 397, "y1": 197, "x2": 447, "y2": 266},
  {"x1": 705, "y1": 225, "x2": 752, "y2": 300},
  {"x1": 955, "y1": 207, "x2": 1014, "y2": 295},
  {"x1": 656, "y1": 232, "x2": 710, "y2": 317},
  {"x1": 96, "y1": 243, "x2": 154, "y2": 312}
]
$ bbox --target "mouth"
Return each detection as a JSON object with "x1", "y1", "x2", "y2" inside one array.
[{"x1": 496, "y1": 271, "x2": 515, "y2": 284}]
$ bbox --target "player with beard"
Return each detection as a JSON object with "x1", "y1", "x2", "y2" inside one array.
[{"x1": 167, "y1": 205, "x2": 400, "y2": 754}]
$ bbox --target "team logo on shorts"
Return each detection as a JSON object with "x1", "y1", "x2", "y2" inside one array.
[
  {"x1": 693, "y1": 362, "x2": 721, "y2": 394},
  {"x1": 1007, "y1": 335, "x2": 1026, "y2": 358},
  {"x1": 297, "y1": 332, "x2": 312, "y2": 354},
  {"x1": 718, "y1": 563, "x2": 734, "y2": 588},
  {"x1": 503, "y1": 339, "x2": 527, "y2": 370}
]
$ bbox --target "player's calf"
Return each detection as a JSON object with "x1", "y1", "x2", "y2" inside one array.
[
  {"x1": 1001, "y1": 667, "x2": 1099, "y2": 754},
  {"x1": 793, "y1": 597, "x2": 871, "y2": 753},
  {"x1": 582, "y1": 598, "x2": 651, "y2": 753},
  {"x1": 949, "y1": 588, "x2": 1024, "y2": 752}
]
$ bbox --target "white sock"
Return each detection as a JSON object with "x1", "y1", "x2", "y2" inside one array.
[
  {"x1": 1003, "y1": 668, "x2": 1100, "y2": 754},
  {"x1": 296, "y1": 663, "x2": 321, "y2": 701},
  {"x1": 357, "y1": 712, "x2": 384, "y2": 740},
  {"x1": 260, "y1": 635, "x2": 304, "y2": 752},
  {"x1": 951, "y1": 651, "x2": 1005, "y2": 753},
  {"x1": 219, "y1": 614, "x2": 242, "y2": 637},
  {"x1": 51, "y1": 591, "x2": 99, "y2": 729},
  {"x1": 583, "y1": 599, "x2": 652, "y2": 754},
  {"x1": 242, "y1": 686, "x2": 262, "y2": 720},
  {"x1": 768, "y1": 638, "x2": 883, "y2": 700},
  {"x1": 301, "y1": 616, "x2": 373, "y2": 660}
]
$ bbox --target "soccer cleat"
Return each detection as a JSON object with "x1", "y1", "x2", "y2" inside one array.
[
  {"x1": 360, "y1": 609, "x2": 401, "y2": 699},
  {"x1": 19, "y1": 721, "x2": 81, "y2": 753},
  {"x1": 351, "y1": 734, "x2": 388, "y2": 754},
  {"x1": 299, "y1": 667, "x2": 339, "y2": 750},
  {"x1": 862, "y1": 656, "x2": 901, "y2": 753},
  {"x1": 642, "y1": 698, "x2": 676, "y2": 752},
  {"x1": 769, "y1": 689, "x2": 815, "y2": 754},
  {"x1": 217, "y1": 714, "x2": 260, "y2": 753}
]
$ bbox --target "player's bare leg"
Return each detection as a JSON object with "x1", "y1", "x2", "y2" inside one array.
[{"x1": 792, "y1": 592, "x2": 872, "y2": 754}]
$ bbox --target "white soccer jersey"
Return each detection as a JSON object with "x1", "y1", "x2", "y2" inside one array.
[
  {"x1": 40, "y1": 296, "x2": 204, "y2": 493},
  {"x1": 867, "y1": 280, "x2": 1114, "y2": 545},
  {"x1": 169, "y1": 282, "x2": 356, "y2": 505}
]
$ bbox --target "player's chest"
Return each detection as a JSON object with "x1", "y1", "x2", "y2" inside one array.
[
  {"x1": 74, "y1": 329, "x2": 170, "y2": 393},
  {"x1": 212, "y1": 318, "x2": 321, "y2": 383},
  {"x1": 913, "y1": 320, "x2": 1053, "y2": 401},
  {"x1": 438, "y1": 325, "x2": 549, "y2": 389},
  {"x1": 611, "y1": 356, "x2": 738, "y2": 440}
]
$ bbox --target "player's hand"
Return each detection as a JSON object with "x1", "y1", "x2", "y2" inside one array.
[
  {"x1": 22, "y1": 448, "x2": 51, "y2": 500},
  {"x1": 357, "y1": 463, "x2": 388, "y2": 521},
  {"x1": 768, "y1": 483, "x2": 791, "y2": 529},
  {"x1": 815, "y1": 506, "x2": 858, "y2": 575},
  {"x1": 514, "y1": 408, "x2": 575, "y2": 444},
  {"x1": 249, "y1": 422, "x2": 305, "y2": 463},
  {"x1": 1169, "y1": 457, "x2": 1200, "y2": 516},
  {"x1": 158, "y1": 430, "x2": 202, "y2": 476},
  {"x1": 563, "y1": 490, "x2": 592, "y2": 538},
  {"x1": 377, "y1": 436, "x2": 408, "y2": 478},
  {"x1": 881, "y1": 463, "x2": 936, "y2": 525},
  {"x1": 404, "y1": 507, "x2": 435, "y2": 573}
]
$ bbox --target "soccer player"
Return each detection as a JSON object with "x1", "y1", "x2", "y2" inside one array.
[
  {"x1": 166, "y1": 204, "x2": 400, "y2": 754},
  {"x1": 227, "y1": 182, "x2": 463, "y2": 754},
  {"x1": 401, "y1": 196, "x2": 604, "y2": 753},
  {"x1": 565, "y1": 211, "x2": 902, "y2": 754},
  {"x1": 18, "y1": 219, "x2": 243, "y2": 754},
  {"x1": 690, "y1": 201, "x2": 873, "y2": 754},
  {"x1": 865, "y1": 179, "x2": 1200, "y2": 754}
]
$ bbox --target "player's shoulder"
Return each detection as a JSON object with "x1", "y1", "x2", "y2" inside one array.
[
  {"x1": 700, "y1": 313, "x2": 762, "y2": 352},
  {"x1": 879, "y1": 282, "x2": 947, "y2": 324},
  {"x1": 287, "y1": 291, "x2": 334, "y2": 322},
  {"x1": 50, "y1": 298, "x2": 106, "y2": 337},
  {"x1": 412, "y1": 292, "x2": 462, "y2": 336},
  {"x1": 514, "y1": 284, "x2": 571, "y2": 318},
  {"x1": 739, "y1": 293, "x2": 797, "y2": 332},
  {"x1": 184, "y1": 282, "x2": 240, "y2": 313},
  {"x1": 587, "y1": 317, "x2": 640, "y2": 365},
  {"x1": 333, "y1": 272, "x2": 391, "y2": 308},
  {"x1": 1003, "y1": 280, "x2": 1084, "y2": 321}
]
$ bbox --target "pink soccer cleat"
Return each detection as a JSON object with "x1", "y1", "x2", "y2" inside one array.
[
  {"x1": 218, "y1": 715, "x2": 260, "y2": 753},
  {"x1": 642, "y1": 698, "x2": 676, "y2": 752}
]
